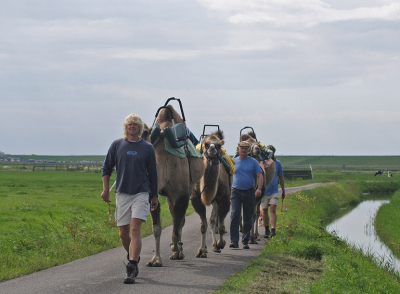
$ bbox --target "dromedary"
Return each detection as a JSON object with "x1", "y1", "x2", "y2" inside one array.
[
  {"x1": 191, "y1": 130, "x2": 232, "y2": 258},
  {"x1": 142, "y1": 105, "x2": 204, "y2": 266},
  {"x1": 239, "y1": 131, "x2": 275, "y2": 244}
]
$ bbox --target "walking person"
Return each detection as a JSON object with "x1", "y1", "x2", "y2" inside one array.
[
  {"x1": 260, "y1": 145, "x2": 285, "y2": 238},
  {"x1": 230, "y1": 141, "x2": 263, "y2": 249},
  {"x1": 101, "y1": 113, "x2": 158, "y2": 284}
]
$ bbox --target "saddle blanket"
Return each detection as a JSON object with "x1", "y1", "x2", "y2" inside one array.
[{"x1": 164, "y1": 138, "x2": 203, "y2": 159}]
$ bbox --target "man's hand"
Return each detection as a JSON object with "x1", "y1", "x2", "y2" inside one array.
[
  {"x1": 255, "y1": 188, "x2": 262, "y2": 198},
  {"x1": 101, "y1": 190, "x2": 110, "y2": 202},
  {"x1": 150, "y1": 196, "x2": 159, "y2": 211},
  {"x1": 281, "y1": 190, "x2": 286, "y2": 200}
]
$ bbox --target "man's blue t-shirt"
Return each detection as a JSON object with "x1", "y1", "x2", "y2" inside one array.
[
  {"x1": 232, "y1": 156, "x2": 262, "y2": 190},
  {"x1": 265, "y1": 159, "x2": 283, "y2": 195}
]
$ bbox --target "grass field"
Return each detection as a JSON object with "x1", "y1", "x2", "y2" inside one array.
[
  {"x1": 375, "y1": 190, "x2": 400, "y2": 260},
  {"x1": 1, "y1": 157, "x2": 400, "y2": 290},
  {"x1": 213, "y1": 180, "x2": 400, "y2": 294},
  {"x1": 0, "y1": 171, "x2": 194, "y2": 281},
  {"x1": 278, "y1": 155, "x2": 400, "y2": 169},
  {"x1": 4, "y1": 154, "x2": 400, "y2": 170}
]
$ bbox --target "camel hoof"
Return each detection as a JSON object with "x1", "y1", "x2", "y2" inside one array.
[
  {"x1": 249, "y1": 240, "x2": 258, "y2": 244},
  {"x1": 216, "y1": 239, "x2": 226, "y2": 250},
  {"x1": 146, "y1": 260, "x2": 163, "y2": 267},
  {"x1": 196, "y1": 252, "x2": 207, "y2": 258},
  {"x1": 170, "y1": 252, "x2": 185, "y2": 260},
  {"x1": 212, "y1": 246, "x2": 221, "y2": 253},
  {"x1": 196, "y1": 248, "x2": 207, "y2": 258}
]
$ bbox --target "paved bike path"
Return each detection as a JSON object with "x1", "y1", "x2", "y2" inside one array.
[{"x1": 0, "y1": 183, "x2": 327, "y2": 294}]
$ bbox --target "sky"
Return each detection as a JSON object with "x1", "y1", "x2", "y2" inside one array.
[{"x1": 1, "y1": 0, "x2": 400, "y2": 156}]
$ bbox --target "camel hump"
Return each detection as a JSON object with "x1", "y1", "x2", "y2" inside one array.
[{"x1": 157, "y1": 105, "x2": 184, "y2": 124}]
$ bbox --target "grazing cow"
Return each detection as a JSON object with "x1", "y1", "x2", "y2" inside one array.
[
  {"x1": 374, "y1": 170, "x2": 383, "y2": 176},
  {"x1": 388, "y1": 171, "x2": 393, "y2": 177}
]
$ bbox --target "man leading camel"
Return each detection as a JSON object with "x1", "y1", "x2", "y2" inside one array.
[
  {"x1": 260, "y1": 145, "x2": 285, "y2": 238},
  {"x1": 101, "y1": 113, "x2": 158, "y2": 284},
  {"x1": 230, "y1": 141, "x2": 263, "y2": 249}
]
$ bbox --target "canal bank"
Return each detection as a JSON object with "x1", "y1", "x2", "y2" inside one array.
[
  {"x1": 214, "y1": 181, "x2": 400, "y2": 294},
  {"x1": 375, "y1": 189, "x2": 400, "y2": 261},
  {"x1": 326, "y1": 194, "x2": 400, "y2": 274}
]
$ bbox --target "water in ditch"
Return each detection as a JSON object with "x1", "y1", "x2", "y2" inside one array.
[{"x1": 326, "y1": 194, "x2": 400, "y2": 273}]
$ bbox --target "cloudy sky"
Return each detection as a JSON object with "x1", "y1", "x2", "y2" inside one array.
[{"x1": 1, "y1": 0, "x2": 400, "y2": 156}]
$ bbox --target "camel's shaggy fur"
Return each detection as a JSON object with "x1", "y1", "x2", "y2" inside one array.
[
  {"x1": 191, "y1": 130, "x2": 231, "y2": 257},
  {"x1": 142, "y1": 105, "x2": 204, "y2": 266}
]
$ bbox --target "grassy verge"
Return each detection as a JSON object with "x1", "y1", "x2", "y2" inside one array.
[
  {"x1": 213, "y1": 181, "x2": 400, "y2": 294},
  {"x1": 0, "y1": 171, "x2": 194, "y2": 281},
  {"x1": 375, "y1": 190, "x2": 400, "y2": 259}
]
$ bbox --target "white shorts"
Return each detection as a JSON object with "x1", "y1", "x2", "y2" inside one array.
[
  {"x1": 115, "y1": 192, "x2": 150, "y2": 226},
  {"x1": 260, "y1": 193, "x2": 280, "y2": 209}
]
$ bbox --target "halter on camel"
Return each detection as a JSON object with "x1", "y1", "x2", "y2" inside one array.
[
  {"x1": 192, "y1": 125, "x2": 232, "y2": 199},
  {"x1": 239, "y1": 126, "x2": 272, "y2": 162}
]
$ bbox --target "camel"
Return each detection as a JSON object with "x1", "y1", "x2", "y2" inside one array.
[
  {"x1": 191, "y1": 129, "x2": 232, "y2": 258},
  {"x1": 238, "y1": 131, "x2": 275, "y2": 244},
  {"x1": 142, "y1": 104, "x2": 204, "y2": 266}
]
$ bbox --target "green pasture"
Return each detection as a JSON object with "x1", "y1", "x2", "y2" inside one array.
[
  {"x1": 214, "y1": 181, "x2": 400, "y2": 294},
  {"x1": 4, "y1": 154, "x2": 400, "y2": 170},
  {"x1": 0, "y1": 171, "x2": 193, "y2": 281},
  {"x1": 4, "y1": 155, "x2": 105, "y2": 163},
  {"x1": 1, "y1": 161, "x2": 400, "y2": 291},
  {"x1": 375, "y1": 190, "x2": 400, "y2": 260},
  {"x1": 279, "y1": 155, "x2": 400, "y2": 169}
]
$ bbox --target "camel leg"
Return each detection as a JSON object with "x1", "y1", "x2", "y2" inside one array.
[
  {"x1": 147, "y1": 204, "x2": 163, "y2": 267},
  {"x1": 254, "y1": 200, "x2": 261, "y2": 241},
  {"x1": 192, "y1": 195, "x2": 208, "y2": 258},
  {"x1": 210, "y1": 202, "x2": 220, "y2": 253},
  {"x1": 239, "y1": 214, "x2": 243, "y2": 233},
  {"x1": 169, "y1": 195, "x2": 189, "y2": 260},
  {"x1": 249, "y1": 198, "x2": 261, "y2": 244},
  {"x1": 215, "y1": 193, "x2": 230, "y2": 251}
]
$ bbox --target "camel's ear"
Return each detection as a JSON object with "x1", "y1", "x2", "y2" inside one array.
[{"x1": 220, "y1": 139, "x2": 225, "y2": 146}]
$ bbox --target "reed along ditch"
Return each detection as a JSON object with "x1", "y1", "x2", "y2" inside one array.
[{"x1": 326, "y1": 193, "x2": 400, "y2": 273}]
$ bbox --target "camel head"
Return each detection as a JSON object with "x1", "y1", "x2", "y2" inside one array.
[
  {"x1": 240, "y1": 131, "x2": 264, "y2": 161},
  {"x1": 201, "y1": 130, "x2": 224, "y2": 160},
  {"x1": 141, "y1": 123, "x2": 150, "y2": 141}
]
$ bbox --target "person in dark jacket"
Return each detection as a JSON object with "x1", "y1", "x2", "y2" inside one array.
[{"x1": 101, "y1": 113, "x2": 158, "y2": 284}]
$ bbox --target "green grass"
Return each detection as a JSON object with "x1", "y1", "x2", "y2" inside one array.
[
  {"x1": 4, "y1": 154, "x2": 400, "y2": 169},
  {"x1": 2, "y1": 166, "x2": 400, "y2": 291},
  {"x1": 213, "y1": 180, "x2": 400, "y2": 294},
  {"x1": 0, "y1": 171, "x2": 193, "y2": 281},
  {"x1": 375, "y1": 190, "x2": 400, "y2": 260},
  {"x1": 5, "y1": 155, "x2": 105, "y2": 162},
  {"x1": 279, "y1": 155, "x2": 400, "y2": 169}
]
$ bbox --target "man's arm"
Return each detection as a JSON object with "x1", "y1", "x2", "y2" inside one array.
[
  {"x1": 255, "y1": 172, "x2": 263, "y2": 197},
  {"x1": 147, "y1": 145, "x2": 159, "y2": 211},
  {"x1": 278, "y1": 175, "x2": 285, "y2": 199},
  {"x1": 101, "y1": 175, "x2": 111, "y2": 202}
]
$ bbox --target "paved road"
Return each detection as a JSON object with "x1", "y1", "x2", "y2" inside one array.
[{"x1": 0, "y1": 183, "x2": 328, "y2": 294}]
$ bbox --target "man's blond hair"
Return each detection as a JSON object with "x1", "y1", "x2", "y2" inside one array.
[{"x1": 123, "y1": 113, "x2": 144, "y2": 139}]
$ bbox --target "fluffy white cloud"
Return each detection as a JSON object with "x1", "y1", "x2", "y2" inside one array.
[{"x1": 198, "y1": 0, "x2": 400, "y2": 26}]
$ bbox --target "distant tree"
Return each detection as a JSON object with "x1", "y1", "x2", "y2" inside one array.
[{"x1": 0, "y1": 151, "x2": 5, "y2": 156}]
